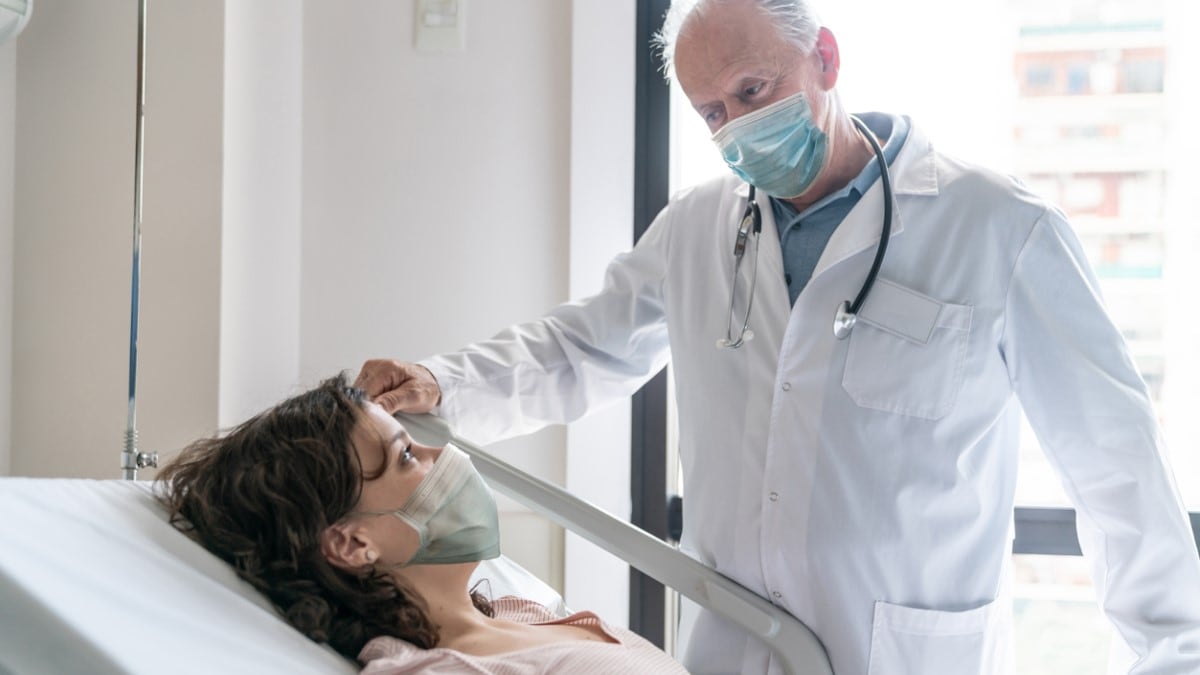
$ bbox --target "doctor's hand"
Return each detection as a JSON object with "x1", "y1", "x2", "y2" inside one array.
[{"x1": 354, "y1": 359, "x2": 442, "y2": 414}]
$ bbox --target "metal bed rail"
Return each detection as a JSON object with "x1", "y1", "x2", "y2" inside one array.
[{"x1": 396, "y1": 413, "x2": 833, "y2": 675}]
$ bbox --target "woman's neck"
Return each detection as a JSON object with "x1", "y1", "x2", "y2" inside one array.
[
  {"x1": 393, "y1": 563, "x2": 616, "y2": 657},
  {"x1": 390, "y1": 563, "x2": 497, "y2": 641}
]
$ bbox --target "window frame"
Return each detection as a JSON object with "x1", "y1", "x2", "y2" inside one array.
[
  {"x1": 629, "y1": 0, "x2": 672, "y2": 649},
  {"x1": 1015, "y1": 507, "x2": 1200, "y2": 556}
]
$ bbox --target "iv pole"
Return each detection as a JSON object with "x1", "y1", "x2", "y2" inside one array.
[{"x1": 121, "y1": 0, "x2": 157, "y2": 479}]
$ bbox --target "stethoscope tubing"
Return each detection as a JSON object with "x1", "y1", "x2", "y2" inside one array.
[
  {"x1": 846, "y1": 115, "x2": 893, "y2": 317},
  {"x1": 719, "y1": 193, "x2": 762, "y2": 349},
  {"x1": 719, "y1": 114, "x2": 894, "y2": 348}
]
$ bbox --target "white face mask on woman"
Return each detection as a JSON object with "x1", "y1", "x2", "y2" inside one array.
[{"x1": 358, "y1": 443, "x2": 501, "y2": 566}]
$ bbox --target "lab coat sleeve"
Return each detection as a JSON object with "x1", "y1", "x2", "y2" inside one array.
[
  {"x1": 417, "y1": 209, "x2": 673, "y2": 447},
  {"x1": 1001, "y1": 207, "x2": 1200, "y2": 673}
]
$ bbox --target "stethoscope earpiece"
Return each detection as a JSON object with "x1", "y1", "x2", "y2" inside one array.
[
  {"x1": 718, "y1": 186, "x2": 763, "y2": 350},
  {"x1": 733, "y1": 191, "x2": 761, "y2": 259}
]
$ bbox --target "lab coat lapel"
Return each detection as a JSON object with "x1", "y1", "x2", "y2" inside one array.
[
  {"x1": 808, "y1": 174, "x2": 905, "y2": 283},
  {"x1": 807, "y1": 122, "x2": 938, "y2": 282}
]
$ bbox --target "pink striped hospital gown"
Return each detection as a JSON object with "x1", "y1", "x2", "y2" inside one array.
[{"x1": 358, "y1": 596, "x2": 690, "y2": 674}]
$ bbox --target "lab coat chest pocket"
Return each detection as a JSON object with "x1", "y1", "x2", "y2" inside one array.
[
  {"x1": 867, "y1": 598, "x2": 1004, "y2": 675},
  {"x1": 841, "y1": 280, "x2": 972, "y2": 420}
]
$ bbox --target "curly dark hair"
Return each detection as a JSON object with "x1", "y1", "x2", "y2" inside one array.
[{"x1": 156, "y1": 373, "x2": 493, "y2": 660}]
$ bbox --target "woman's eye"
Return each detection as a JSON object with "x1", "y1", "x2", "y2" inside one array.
[{"x1": 401, "y1": 445, "x2": 415, "y2": 464}]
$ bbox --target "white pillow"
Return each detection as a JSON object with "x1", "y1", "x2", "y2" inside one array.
[{"x1": 0, "y1": 478, "x2": 566, "y2": 675}]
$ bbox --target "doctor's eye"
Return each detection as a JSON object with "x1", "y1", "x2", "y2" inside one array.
[{"x1": 743, "y1": 82, "x2": 764, "y2": 98}]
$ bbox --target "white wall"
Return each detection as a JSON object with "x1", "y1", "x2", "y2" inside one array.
[
  {"x1": 11, "y1": 0, "x2": 223, "y2": 479},
  {"x1": 220, "y1": 2, "x2": 303, "y2": 427},
  {"x1": 565, "y1": 0, "x2": 637, "y2": 627},
  {"x1": 0, "y1": 39, "x2": 13, "y2": 476},
  {"x1": 5, "y1": 0, "x2": 629, "y2": 604},
  {"x1": 299, "y1": 0, "x2": 573, "y2": 590}
]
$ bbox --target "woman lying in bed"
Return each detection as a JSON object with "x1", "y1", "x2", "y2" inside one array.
[{"x1": 158, "y1": 374, "x2": 688, "y2": 674}]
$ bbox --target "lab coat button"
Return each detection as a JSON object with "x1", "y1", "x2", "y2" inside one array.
[
  {"x1": 768, "y1": 491, "x2": 779, "y2": 501},
  {"x1": 771, "y1": 591, "x2": 782, "y2": 599},
  {"x1": 781, "y1": 382, "x2": 791, "y2": 391}
]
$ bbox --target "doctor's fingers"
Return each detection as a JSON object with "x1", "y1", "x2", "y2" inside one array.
[
  {"x1": 374, "y1": 384, "x2": 440, "y2": 415},
  {"x1": 354, "y1": 360, "x2": 441, "y2": 413},
  {"x1": 354, "y1": 358, "x2": 415, "y2": 395}
]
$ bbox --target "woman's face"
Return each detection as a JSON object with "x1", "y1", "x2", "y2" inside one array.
[{"x1": 346, "y1": 401, "x2": 445, "y2": 566}]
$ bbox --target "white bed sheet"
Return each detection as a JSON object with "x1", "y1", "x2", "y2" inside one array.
[{"x1": 0, "y1": 478, "x2": 566, "y2": 675}]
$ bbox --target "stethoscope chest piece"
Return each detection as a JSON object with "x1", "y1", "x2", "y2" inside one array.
[{"x1": 833, "y1": 300, "x2": 857, "y2": 339}]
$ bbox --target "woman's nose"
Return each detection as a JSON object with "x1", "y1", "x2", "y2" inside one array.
[{"x1": 415, "y1": 443, "x2": 443, "y2": 462}]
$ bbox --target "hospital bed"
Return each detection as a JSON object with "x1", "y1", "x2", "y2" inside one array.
[{"x1": 0, "y1": 418, "x2": 831, "y2": 675}]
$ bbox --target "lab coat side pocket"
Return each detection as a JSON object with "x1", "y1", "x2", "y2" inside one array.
[
  {"x1": 841, "y1": 280, "x2": 973, "y2": 420},
  {"x1": 866, "y1": 598, "x2": 1005, "y2": 675}
]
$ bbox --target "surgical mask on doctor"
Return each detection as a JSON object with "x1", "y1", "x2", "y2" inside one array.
[
  {"x1": 363, "y1": 443, "x2": 501, "y2": 566},
  {"x1": 712, "y1": 91, "x2": 829, "y2": 199}
]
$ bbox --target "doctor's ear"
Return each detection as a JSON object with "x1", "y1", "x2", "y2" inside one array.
[
  {"x1": 814, "y1": 27, "x2": 840, "y2": 89},
  {"x1": 320, "y1": 521, "x2": 379, "y2": 571}
]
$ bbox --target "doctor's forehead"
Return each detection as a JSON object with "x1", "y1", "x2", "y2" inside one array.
[{"x1": 673, "y1": 2, "x2": 800, "y2": 94}]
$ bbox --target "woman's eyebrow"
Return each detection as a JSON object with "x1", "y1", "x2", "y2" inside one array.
[{"x1": 370, "y1": 430, "x2": 403, "y2": 473}]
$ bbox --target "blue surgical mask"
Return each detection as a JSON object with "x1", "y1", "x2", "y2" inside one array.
[
  {"x1": 360, "y1": 443, "x2": 501, "y2": 566},
  {"x1": 712, "y1": 92, "x2": 828, "y2": 199}
]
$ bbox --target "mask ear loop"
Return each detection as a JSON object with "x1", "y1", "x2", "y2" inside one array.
[{"x1": 469, "y1": 577, "x2": 493, "y2": 601}]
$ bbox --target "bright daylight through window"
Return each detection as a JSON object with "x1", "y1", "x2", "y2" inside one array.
[{"x1": 667, "y1": 0, "x2": 1197, "y2": 672}]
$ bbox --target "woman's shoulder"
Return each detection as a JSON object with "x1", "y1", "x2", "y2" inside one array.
[
  {"x1": 356, "y1": 598, "x2": 569, "y2": 672},
  {"x1": 491, "y1": 595, "x2": 568, "y2": 623},
  {"x1": 492, "y1": 596, "x2": 611, "y2": 637},
  {"x1": 358, "y1": 598, "x2": 690, "y2": 674},
  {"x1": 358, "y1": 636, "x2": 453, "y2": 673}
]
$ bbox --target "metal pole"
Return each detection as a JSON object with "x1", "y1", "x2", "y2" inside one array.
[{"x1": 121, "y1": 0, "x2": 156, "y2": 479}]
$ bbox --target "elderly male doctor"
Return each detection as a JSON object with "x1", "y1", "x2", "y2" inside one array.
[{"x1": 357, "y1": 0, "x2": 1200, "y2": 672}]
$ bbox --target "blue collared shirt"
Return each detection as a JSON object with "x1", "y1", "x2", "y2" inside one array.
[{"x1": 771, "y1": 113, "x2": 910, "y2": 305}]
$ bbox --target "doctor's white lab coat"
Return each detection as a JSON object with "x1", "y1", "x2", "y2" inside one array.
[{"x1": 422, "y1": 114, "x2": 1200, "y2": 674}]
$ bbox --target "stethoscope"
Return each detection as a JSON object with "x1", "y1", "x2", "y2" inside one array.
[{"x1": 717, "y1": 115, "x2": 893, "y2": 349}]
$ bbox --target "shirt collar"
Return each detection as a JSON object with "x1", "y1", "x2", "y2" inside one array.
[{"x1": 771, "y1": 112, "x2": 912, "y2": 222}]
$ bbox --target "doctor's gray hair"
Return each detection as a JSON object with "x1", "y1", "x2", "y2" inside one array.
[{"x1": 654, "y1": 0, "x2": 822, "y2": 81}]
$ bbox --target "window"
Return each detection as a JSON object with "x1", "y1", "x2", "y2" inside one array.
[{"x1": 1121, "y1": 56, "x2": 1165, "y2": 93}]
